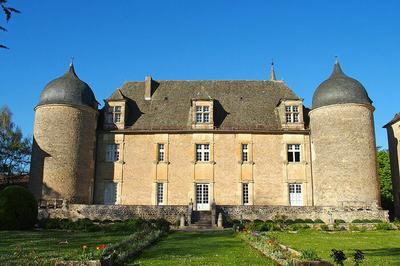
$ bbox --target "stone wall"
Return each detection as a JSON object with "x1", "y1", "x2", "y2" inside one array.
[
  {"x1": 39, "y1": 204, "x2": 188, "y2": 224},
  {"x1": 39, "y1": 204, "x2": 389, "y2": 224},
  {"x1": 217, "y1": 205, "x2": 389, "y2": 223}
]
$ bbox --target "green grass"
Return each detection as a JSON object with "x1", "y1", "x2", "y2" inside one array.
[
  {"x1": 132, "y1": 230, "x2": 274, "y2": 265},
  {"x1": 269, "y1": 230, "x2": 400, "y2": 266},
  {"x1": 0, "y1": 230, "x2": 128, "y2": 265}
]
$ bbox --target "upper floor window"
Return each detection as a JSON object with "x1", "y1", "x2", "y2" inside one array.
[
  {"x1": 287, "y1": 144, "x2": 301, "y2": 163},
  {"x1": 242, "y1": 144, "x2": 249, "y2": 162},
  {"x1": 157, "y1": 143, "x2": 165, "y2": 162},
  {"x1": 196, "y1": 144, "x2": 210, "y2": 162},
  {"x1": 106, "y1": 144, "x2": 120, "y2": 162},
  {"x1": 195, "y1": 106, "x2": 210, "y2": 123},
  {"x1": 106, "y1": 106, "x2": 122, "y2": 123},
  {"x1": 285, "y1": 105, "x2": 299, "y2": 123},
  {"x1": 242, "y1": 183, "x2": 249, "y2": 205},
  {"x1": 156, "y1": 183, "x2": 164, "y2": 205}
]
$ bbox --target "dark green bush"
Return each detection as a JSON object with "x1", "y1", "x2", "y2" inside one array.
[
  {"x1": 334, "y1": 219, "x2": 346, "y2": 224},
  {"x1": 352, "y1": 219, "x2": 363, "y2": 223},
  {"x1": 304, "y1": 219, "x2": 314, "y2": 224},
  {"x1": 314, "y1": 219, "x2": 324, "y2": 224},
  {"x1": 285, "y1": 219, "x2": 295, "y2": 225},
  {"x1": 152, "y1": 218, "x2": 170, "y2": 232},
  {"x1": 320, "y1": 224, "x2": 329, "y2": 231},
  {"x1": 294, "y1": 219, "x2": 306, "y2": 224},
  {"x1": 0, "y1": 185, "x2": 38, "y2": 230},
  {"x1": 375, "y1": 222, "x2": 393, "y2": 230}
]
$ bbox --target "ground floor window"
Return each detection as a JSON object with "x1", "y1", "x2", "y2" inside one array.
[
  {"x1": 242, "y1": 183, "x2": 249, "y2": 205},
  {"x1": 104, "y1": 182, "x2": 118, "y2": 205},
  {"x1": 289, "y1": 183, "x2": 303, "y2": 206},
  {"x1": 156, "y1": 183, "x2": 164, "y2": 205}
]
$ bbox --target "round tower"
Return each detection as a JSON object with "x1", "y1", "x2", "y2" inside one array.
[
  {"x1": 310, "y1": 59, "x2": 380, "y2": 208},
  {"x1": 29, "y1": 63, "x2": 98, "y2": 204}
]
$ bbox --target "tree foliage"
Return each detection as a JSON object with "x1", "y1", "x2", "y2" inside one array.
[
  {"x1": 0, "y1": 106, "x2": 31, "y2": 180},
  {"x1": 377, "y1": 147, "x2": 393, "y2": 215},
  {"x1": 1, "y1": 0, "x2": 21, "y2": 49}
]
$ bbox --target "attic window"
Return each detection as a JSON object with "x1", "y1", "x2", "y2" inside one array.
[
  {"x1": 285, "y1": 105, "x2": 299, "y2": 123},
  {"x1": 106, "y1": 106, "x2": 122, "y2": 123},
  {"x1": 195, "y1": 106, "x2": 210, "y2": 123}
]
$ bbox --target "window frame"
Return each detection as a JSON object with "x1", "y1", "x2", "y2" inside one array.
[
  {"x1": 288, "y1": 183, "x2": 303, "y2": 206},
  {"x1": 106, "y1": 144, "x2": 120, "y2": 162},
  {"x1": 196, "y1": 144, "x2": 210, "y2": 162},
  {"x1": 157, "y1": 143, "x2": 165, "y2": 162},
  {"x1": 106, "y1": 106, "x2": 122, "y2": 124},
  {"x1": 195, "y1": 105, "x2": 210, "y2": 123},
  {"x1": 285, "y1": 105, "x2": 300, "y2": 123},
  {"x1": 156, "y1": 183, "x2": 164, "y2": 205},
  {"x1": 241, "y1": 144, "x2": 249, "y2": 162},
  {"x1": 287, "y1": 144, "x2": 301, "y2": 163},
  {"x1": 242, "y1": 183, "x2": 249, "y2": 205}
]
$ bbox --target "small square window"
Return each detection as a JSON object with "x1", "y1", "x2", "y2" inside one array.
[
  {"x1": 196, "y1": 144, "x2": 210, "y2": 162},
  {"x1": 285, "y1": 105, "x2": 300, "y2": 123},
  {"x1": 287, "y1": 144, "x2": 301, "y2": 163}
]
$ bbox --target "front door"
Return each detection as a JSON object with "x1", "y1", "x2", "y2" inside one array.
[
  {"x1": 289, "y1": 183, "x2": 303, "y2": 206},
  {"x1": 196, "y1": 183, "x2": 210, "y2": 210}
]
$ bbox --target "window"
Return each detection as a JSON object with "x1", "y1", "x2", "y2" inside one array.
[
  {"x1": 106, "y1": 106, "x2": 122, "y2": 123},
  {"x1": 196, "y1": 144, "x2": 210, "y2": 162},
  {"x1": 106, "y1": 144, "x2": 120, "y2": 162},
  {"x1": 156, "y1": 183, "x2": 164, "y2": 205},
  {"x1": 287, "y1": 144, "x2": 301, "y2": 163},
  {"x1": 195, "y1": 106, "x2": 210, "y2": 123},
  {"x1": 104, "y1": 182, "x2": 118, "y2": 205},
  {"x1": 289, "y1": 183, "x2": 303, "y2": 206},
  {"x1": 157, "y1": 144, "x2": 165, "y2": 162},
  {"x1": 242, "y1": 144, "x2": 249, "y2": 162},
  {"x1": 242, "y1": 183, "x2": 249, "y2": 205},
  {"x1": 285, "y1": 105, "x2": 299, "y2": 123}
]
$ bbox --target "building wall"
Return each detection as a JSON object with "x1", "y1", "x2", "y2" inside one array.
[
  {"x1": 310, "y1": 104, "x2": 380, "y2": 207},
  {"x1": 94, "y1": 132, "x2": 312, "y2": 206},
  {"x1": 29, "y1": 104, "x2": 97, "y2": 204},
  {"x1": 386, "y1": 119, "x2": 400, "y2": 217}
]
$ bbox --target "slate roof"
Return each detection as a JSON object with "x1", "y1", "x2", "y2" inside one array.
[
  {"x1": 312, "y1": 61, "x2": 372, "y2": 109},
  {"x1": 38, "y1": 64, "x2": 98, "y2": 109},
  {"x1": 106, "y1": 80, "x2": 302, "y2": 131},
  {"x1": 383, "y1": 113, "x2": 400, "y2": 128}
]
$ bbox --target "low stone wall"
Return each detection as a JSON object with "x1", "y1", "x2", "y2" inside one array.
[
  {"x1": 217, "y1": 205, "x2": 389, "y2": 223},
  {"x1": 39, "y1": 204, "x2": 187, "y2": 224},
  {"x1": 39, "y1": 204, "x2": 389, "y2": 224}
]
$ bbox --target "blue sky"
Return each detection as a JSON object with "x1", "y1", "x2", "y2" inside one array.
[{"x1": 0, "y1": 0, "x2": 398, "y2": 148}]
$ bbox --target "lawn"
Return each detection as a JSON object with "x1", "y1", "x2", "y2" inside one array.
[
  {"x1": 269, "y1": 230, "x2": 400, "y2": 266},
  {"x1": 132, "y1": 230, "x2": 274, "y2": 265},
  {"x1": 0, "y1": 230, "x2": 128, "y2": 265}
]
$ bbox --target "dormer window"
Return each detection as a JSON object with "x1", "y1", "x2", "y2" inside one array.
[
  {"x1": 106, "y1": 106, "x2": 122, "y2": 123},
  {"x1": 285, "y1": 106, "x2": 299, "y2": 123},
  {"x1": 196, "y1": 106, "x2": 210, "y2": 123}
]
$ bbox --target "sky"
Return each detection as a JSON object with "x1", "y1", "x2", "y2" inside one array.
[{"x1": 0, "y1": 0, "x2": 398, "y2": 148}]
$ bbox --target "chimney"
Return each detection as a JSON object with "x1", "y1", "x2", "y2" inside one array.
[{"x1": 144, "y1": 76, "x2": 152, "y2": 100}]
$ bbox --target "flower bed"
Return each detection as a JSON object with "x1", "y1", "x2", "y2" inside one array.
[{"x1": 239, "y1": 232, "x2": 332, "y2": 266}]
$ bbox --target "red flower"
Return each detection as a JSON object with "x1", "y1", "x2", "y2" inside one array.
[{"x1": 96, "y1": 244, "x2": 107, "y2": 250}]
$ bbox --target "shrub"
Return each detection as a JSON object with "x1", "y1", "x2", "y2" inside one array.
[
  {"x1": 0, "y1": 185, "x2": 38, "y2": 230},
  {"x1": 320, "y1": 224, "x2": 329, "y2": 231},
  {"x1": 352, "y1": 219, "x2": 363, "y2": 223},
  {"x1": 285, "y1": 219, "x2": 295, "y2": 225},
  {"x1": 152, "y1": 218, "x2": 170, "y2": 232},
  {"x1": 314, "y1": 219, "x2": 324, "y2": 224},
  {"x1": 330, "y1": 249, "x2": 346, "y2": 266},
  {"x1": 300, "y1": 249, "x2": 320, "y2": 261},
  {"x1": 349, "y1": 224, "x2": 360, "y2": 231},
  {"x1": 304, "y1": 218, "x2": 314, "y2": 224},
  {"x1": 334, "y1": 219, "x2": 346, "y2": 224},
  {"x1": 353, "y1": 250, "x2": 365, "y2": 266},
  {"x1": 294, "y1": 218, "x2": 306, "y2": 224},
  {"x1": 370, "y1": 219, "x2": 383, "y2": 223},
  {"x1": 375, "y1": 222, "x2": 393, "y2": 230}
]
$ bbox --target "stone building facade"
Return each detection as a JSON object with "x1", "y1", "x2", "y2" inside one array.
[
  {"x1": 29, "y1": 60, "x2": 387, "y2": 223},
  {"x1": 384, "y1": 114, "x2": 400, "y2": 218}
]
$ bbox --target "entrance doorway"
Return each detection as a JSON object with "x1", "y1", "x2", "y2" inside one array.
[{"x1": 196, "y1": 183, "x2": 210, "y2": 210}]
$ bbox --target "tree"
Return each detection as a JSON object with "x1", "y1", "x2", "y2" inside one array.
[
  {"x1": 377, "y1": 147, "x2": 393, "y2": 216},
  {"x1": 1, "y1": 0, "x2": 21, "y2": 49},
  {"x1": 0, "y1": 106, "x2": 31, "y2": 182}
]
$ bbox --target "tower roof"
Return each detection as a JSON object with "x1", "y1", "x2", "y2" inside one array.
[
  {"x1": 269, "y1": 62, "x2": 276, "y2": 81},
  {"x1": 37, "y1": 63, "x2": 98, "y2": 109},
  {"x1": 312, "y1": 59, "x2": 372, "y2": 109}
]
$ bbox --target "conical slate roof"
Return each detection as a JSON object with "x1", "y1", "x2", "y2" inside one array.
[
  {"x1": 312, "y1": 60, "x2": 372, "y2": 109},
  {"x1": 38, "y1": 64, "x2": 97, "y2": 109}
]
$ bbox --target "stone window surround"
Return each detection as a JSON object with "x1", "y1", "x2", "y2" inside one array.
[
  {"x1": 195, "y1": 143, "x2": 211, "y2": 162},
  {"x1": 104, "y1": 101, "x2": 126, "y2": 130},
  {"x1": 191, "y1": 99, "x2": 214, "y2": 129}
]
